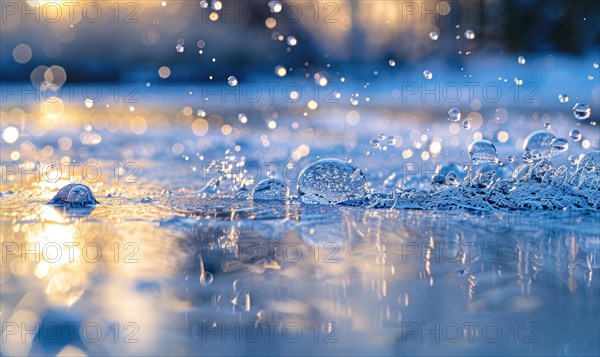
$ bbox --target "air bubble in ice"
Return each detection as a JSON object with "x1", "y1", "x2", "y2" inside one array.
[
  {"x1": 297, "y1": 158, "x2": 368, "y2": 204},
  {"x1": 251, "y1": 178, "x2": 289, "y2": 202},
  {"x1": 468, "y1": 140, "x2": 498, "y2": 164},
  {"x1": 47, "y1": 183, "x2": 99, "y2": 206}
]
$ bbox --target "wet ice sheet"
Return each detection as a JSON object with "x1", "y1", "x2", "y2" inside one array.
[{"x1": 1, "y1": 194, "x2": 599, "y2": 356}]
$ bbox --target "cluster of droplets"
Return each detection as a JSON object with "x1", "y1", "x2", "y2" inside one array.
[{"x1": 366, "y1": 133, "x2": 396, "y2": 155}]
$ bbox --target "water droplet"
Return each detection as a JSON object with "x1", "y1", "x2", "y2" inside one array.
[
  {"x1": 268, "y1": 0, "x2": 282, "y2": 13},
  {"x1": 200, "y1": 0, "x2": 208, "y2": 8},
  {"x1": 462, "y1": 118, "x2": 471, "y2": 129},
  {"x1": 238, "y1": 113, "x2": 248, "y2": 123},
  {"x1": 572, "y1": 103, "x2": 591, "y2": 120},
  {"x1": 378, "y1": 133, "x2": 386, "y2": 140},
  {"x1": 429, "y1": 31, "x2": 439, "y2": 40},
  {"x1": 389, "y1": 59, "x2": 396, "y2": 67},
  {"x1": 47, "y1": 183, "x2": 99, "y2": 206},
  {"x1": 588, "y1": 75, "x2": 594, "y2": 81},
  {"x1": 464, "y1": 29, "x2": 475, "y2": 40},
  {"x1": 297, "y1": 159, "x2": 367, "y2": 204},
  {"x1": 370, "y1": 139, "x2": 380, "y2": 148},
  {"x1": 227, "y1": 76, "x2": 238, "y2": 86},
  {"x1": 448, "y1": 108, "x2": 461, "y2": 122},
  {"x1": 386, "y1": 135, "x2": 396, "y2": 145},
  {"x1": 550, "y1": 137, "x2": 569, "y2": 153},
  {"x1": 523, "y1": 130, "x2": 560, "y2": 159},
  {"x1": 558, "y1": 94, "x2": 569, "y2": 103},
  {"x1": 468, "y1": 140, "x2": 498, "y2": 164},
  {"x1": 176, "y1": 44, "x2": 184, "y2": 53},
  {"x1": 517, "y1": 56, "x2": 526, "y2": 65},
  {"x1": 569, "y1": 129, "x2": 582, "y2": 141},
  {"x1": 286, "y1": 36, "x2": 297, "y2": 46},
  {"x1": 252, "y1": 178, "x2": 289, "y2": 202},
  {"x1": 594, "y1": 62, "x2": 599, "y2": 69},
  {"x1": 544, "y1": 122, "x2": 551, "y2": 129},
  {"x1": 514, "y1": 77, "x2": 523, "y2": 86},
  {"x1": 423, "y1": 70, "x2": 433, "y2": 79}
]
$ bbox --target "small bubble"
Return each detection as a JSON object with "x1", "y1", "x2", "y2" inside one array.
[
  {"x1": 569, "y1": 129, "x2": 582, "y2": 141},
  {"x1": 544, "y1": 122, "x2": 551, "y2": 129},
  {"x1": 588, "y1": 75, "x2": 594, "y2": 81},
  {"x1": 176, "y1": 44, "x2": 184, "y2": 53},
  {"x1": 197, "y1": 40, "x2": 206, "y2": 48},
  {"x1": 517, "y1": 56, "x2": 526, "y2": 65},
  {"x1": 464, "y1": 29, "x2": 475, "y2": 40},
  {"x1": 514, "y1": 77, "x2": 523, "y2": 86},
  {"x1": 558, "y1": 94, "x2": 569, "y2": 103},
  {"x1": 386, "y1": 135, "x2": 396, "y2": 145},
  {"x1": 448, "y1": 108, "x2": 461, "y2": 122},
  {"x1": 370, "y1": 139, "x2": 380, "y2": 148},
  {"x1": 227, "y1": 76, "x2": 238, "y2": 86},
  {"x1": 389, "y1": 59, "x2": 396, "y2": 67},
  {"x1": 593, "y1": 62, "x2": 599, "y2": 69},
  {"x1": 462, "y1": 118, "x2": 471, "y2": 129},
  {"x1": 423, "y1": 70, "x2": 433, "y2": 79},
  {"x1": 429, "y1": 31, "x2": 439, "y2": 40},
  {"x1": 572, "y1": 103, "x2": 591, "y2": 120}
]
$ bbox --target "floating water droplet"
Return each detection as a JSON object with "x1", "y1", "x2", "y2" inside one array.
[
  {"x1": 47, "y1": 183, "x2": 99, "y2": 206},
  {"x1": 227, "y1": 76, "x2": 238, "y2": 86},
  {"x1": 588, "y1": 75, "x2": 594, "y2": 81},
  {"x1": 468, "y1": 140, "x2": 498, "y2": 164},
  {"x1": 176, "y1": 44, "x2": 184, "y2": 53},
  {"x1": 268, "y1": 0, "x2": 282, "y2": 13},
  {"x1": 252, "y1": 178, "x2": 289, "y2": 202},
  {"x1": 423, "y1": 70, "x2": 433, "y2": 79},
  {"x1": 448, "y1": 108, "x2": 461, "y2": 122},
  {"x1": 558, "y1": 94, "x2": 569, "y2": 103},
  {"x1": 238, "y1": 113, "x2": 248, "y2": 123},
  {"x1": 594, "y1": 62, "x2": 599, "y2": 69},
  {"x1": 569, "y1": 129, "x2": 582, "y2": 141},
  {"x1": 517, "y1": 56, "x2": 526, "y2": 65},
  {"x1": 429, "y1": 31, "x2": 439, "y2": 40},
  {"x1": 572, "y1": 103, "x2": 591, "y2": 120},
  {"x1": 297, "y1": 159, "x2": 367, "y2": 204},
  {"x1": 199, "y1": 0, "x2": 208, "y2": 8},
  {"x1": 544, "y1": 122, "x2": 551, "y2": 129},
  {"x1": 514, "y1": 77, "x2": 523, "y2": 86},
  {"x1": 389, "y1": 59, "x2": 396, "y2": 67},
  {"x1": 370, "y1": 139, "x2": 380, "y2": 148},
  {"x1": 462, "y1": 118, "x2": 471, "y2": 129},
  {"x1": 464, "y1": 29, "x2": 475, "y2": 40},
  {"x1": 378, "y1": 133, "x2": 386, "y2": 140},
  {"x1": 550, "y1": 137, "x2": 569, "y2": 153},
  {"x1": 386, "y1": 135, "x2": 396, "y2": 145}
]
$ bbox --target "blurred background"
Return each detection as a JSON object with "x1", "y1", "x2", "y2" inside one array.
[{"x1": 1, "y1": 0, "x2": 599, "y2": 83}]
